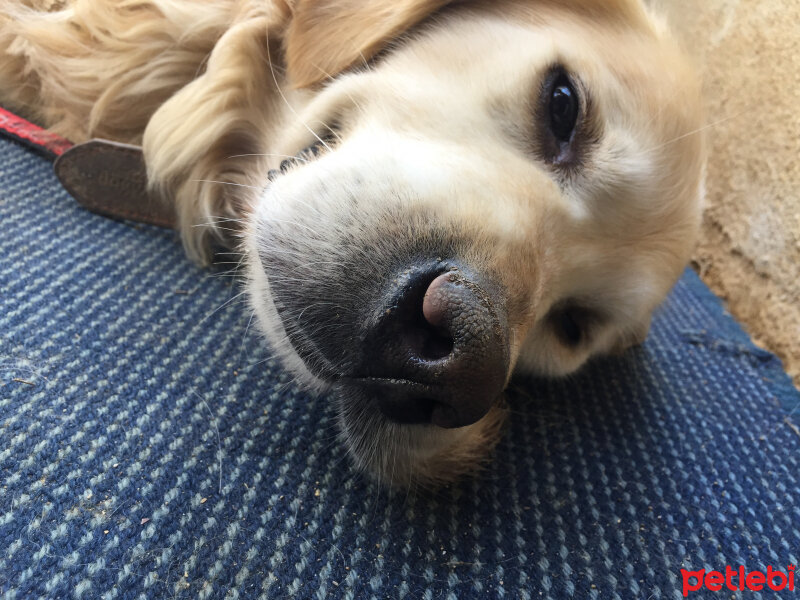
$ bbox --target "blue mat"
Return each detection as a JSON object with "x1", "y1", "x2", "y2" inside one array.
[{"x1": 1, "y1": 136, "x2": 799, "y2": 600}]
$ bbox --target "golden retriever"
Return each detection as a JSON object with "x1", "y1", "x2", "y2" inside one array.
[{"x1": 0, "y1": 0, "x2": 705, "y2": 487}]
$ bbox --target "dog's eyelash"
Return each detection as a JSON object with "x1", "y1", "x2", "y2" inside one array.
[
  {"x1": 267, "y1": 140, "x2": 327, "y2": 182},
  {"x1": 266, "y1": 125, "x2": 345, "y2": 182},
  {"x1": 267, "y1": 120, "x2": 343, "y2": 182}
]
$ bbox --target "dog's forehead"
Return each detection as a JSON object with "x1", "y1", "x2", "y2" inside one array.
[
  {"x1": 369, "y1": 4, "x2": 697, "y2": 126},
  {"x1": 284, "y1": 2, "x2": 701, "y2": 161}
]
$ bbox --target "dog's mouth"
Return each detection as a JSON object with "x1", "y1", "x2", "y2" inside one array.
[
  {"x1": 329, "y1": 375, "x2": 510, "y2": 487},
  {"x1": 336, "y1": 376, "x2": 502, "y2": 430}
]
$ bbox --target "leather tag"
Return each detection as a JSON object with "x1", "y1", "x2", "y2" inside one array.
[{"x1": 54, "y1": 139, "x2": 175, "y2": 229}]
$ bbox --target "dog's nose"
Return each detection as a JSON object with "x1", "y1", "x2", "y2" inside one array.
[{"x1": 360, "y1": 266, "x2": 509, "y2": 429}]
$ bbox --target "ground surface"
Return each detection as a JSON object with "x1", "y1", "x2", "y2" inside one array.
[
  {"x1": 660, "y1": 0, "x2": 800, "y2": 387},
  {"x1": 3, "y1": 137, "x2": 799, "y2": 600}
]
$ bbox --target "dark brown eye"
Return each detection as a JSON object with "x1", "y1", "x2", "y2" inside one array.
[
  {"x1": 534, "y1": 67, "x2": 587, "y2": 166},
  {"x1": 548, "y1": 73, "x2": 579, "y2": 142},
  {"x1": 556, "y1": 308, "x2": 583, "y2": 346},
  {"x1": 550, "y1": 304, "x2": 604, "y2": 348}
]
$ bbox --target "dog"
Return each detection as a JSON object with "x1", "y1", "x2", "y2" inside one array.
[{"x1": 0, "y1": 0, "x2": 705, "y2": 487}]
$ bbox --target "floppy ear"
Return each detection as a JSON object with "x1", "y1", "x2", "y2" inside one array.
[
  {"x1": 285, "y1": 0, "x2": 455, "y2": 87},
  {"x1": 143, "y1": 10, "x2": 291, "y2": 264}
]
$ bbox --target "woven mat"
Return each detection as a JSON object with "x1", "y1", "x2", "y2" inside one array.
[{"x1": 1, "y1": 137, "x2": 798, "y2": 600}]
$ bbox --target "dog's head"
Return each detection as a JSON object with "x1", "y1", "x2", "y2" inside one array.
[{"x1": 155, "y1": 0, "x2": 705, "y2": 486}]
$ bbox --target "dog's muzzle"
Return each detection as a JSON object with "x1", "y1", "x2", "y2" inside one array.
[{"x1": 262, "y1": 245, "x2": 510, "y2": 428}]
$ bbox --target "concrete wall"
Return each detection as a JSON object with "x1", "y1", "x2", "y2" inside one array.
[{"x1": 658, "y1": 0, "x2": 800, "y2": 386}]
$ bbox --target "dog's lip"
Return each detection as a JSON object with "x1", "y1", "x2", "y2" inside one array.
[
  {"x1": 336, "y1": 376, "x2": 449, "y2": 427},
  {"x1": 336, "y1": 376, "x2": 436, "y2": 400},
  {"x1": 334, "y1": 376, "x2": 496, "y2": 429},
  {"x1": 338, "y1": 375, "x2": 432, "y2": 388}
]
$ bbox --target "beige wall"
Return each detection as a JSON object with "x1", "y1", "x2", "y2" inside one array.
[{"x1": 658, "y1": 0, "x2": 800, "y2": 386}]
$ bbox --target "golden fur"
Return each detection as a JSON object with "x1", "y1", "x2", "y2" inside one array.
[{"x1": 0, "y1": 0, "x2": 705, "y2": 486}]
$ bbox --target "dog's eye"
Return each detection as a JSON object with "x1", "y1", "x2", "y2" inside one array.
[
  {"x1": 550, "y1": 304, "x2": 602, "y2": 348},
  {"x1": 535, "y1": 68, "x2": 585, "y2": 166},
  {"x1": 548, "y1": 74, "x2": 579, "y2": 142},
  {"x1": 556, "y1": 308, "x2": 583, "y2": 346}
]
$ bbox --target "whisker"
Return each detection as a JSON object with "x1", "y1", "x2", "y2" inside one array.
[
  {"x1": 260, "y1": 217, "x2": 323, "y2": 237},
  {"x1": 357, "y1": 51, "x2": 376, "y2": 74},
  {"x1": 190, "y1": 179, "x2": 261, "y2": 190},
  {"x1": 304, "y1": 63, "x2": 367, "y2": 131},
  {"x1": 260, "y1": 187, "x2": 323, "y2": 217},
  {"x1": 646, "y1": 108, "x2": 751, "y2": 153},
  {"x1": 238, "y1": 309, "x2": 259, "y2": 365},
  {"x1": 192, "y1": 224, "x2": 241, "y2": 233},
  {"x1": 198, "y1": 290, "x2": 248, "y2": 325},
  {"x1": 265, "y1": 29, "x2": 333, "y2": 153},
  {"x1": 198, "y1": 216, "x2": 246, "y2": 224}
]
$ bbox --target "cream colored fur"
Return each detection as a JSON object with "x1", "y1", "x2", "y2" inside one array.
[{"x1": 0, "y1": 0, "x2": 705, "y2": 486}]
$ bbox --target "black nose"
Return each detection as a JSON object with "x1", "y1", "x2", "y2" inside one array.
[{"x1": 357, "y1": 264, "x2": 510, "y2": 428}]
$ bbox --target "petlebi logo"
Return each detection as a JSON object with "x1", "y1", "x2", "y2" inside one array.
[{"x1": 681, "y1": 565, "x2": 796, "y2": 597}]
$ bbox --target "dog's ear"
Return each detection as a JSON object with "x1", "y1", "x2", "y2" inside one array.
[{"x1": 285, "y1": 0, "x2": 455, "y2": 87}]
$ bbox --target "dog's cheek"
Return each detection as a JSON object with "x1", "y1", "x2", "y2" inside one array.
[
  {"x1": 608, "y1": 315, "x2": 651, "y2": 356},
  {"x1": 243, "y1": 234, "x2": 330, "y2": 394}
]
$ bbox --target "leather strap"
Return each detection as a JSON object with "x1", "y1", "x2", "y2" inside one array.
[
  {"x1": 54, "y1": 139, "x2": 175, "y2": 229},
  {"x1": 0, "y1": 105, "x2": 174, "y2": 229},
  {"x1": 0, "y1": 106, "x2": 72, "y2": 159}
]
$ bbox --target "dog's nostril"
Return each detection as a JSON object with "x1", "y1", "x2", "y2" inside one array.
[
  {"x1": 419, "y1": 330, "x2": 454, "y2": 361},
  {"x1": 387, "y1": 268, "x2": 457, "y2": 364},
  {"x1": 362, "y1": 262, "x2": 510, "y2": 429},
  {"x1": 401, "y1": 311, "x2": 454, "y2": 363}
]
